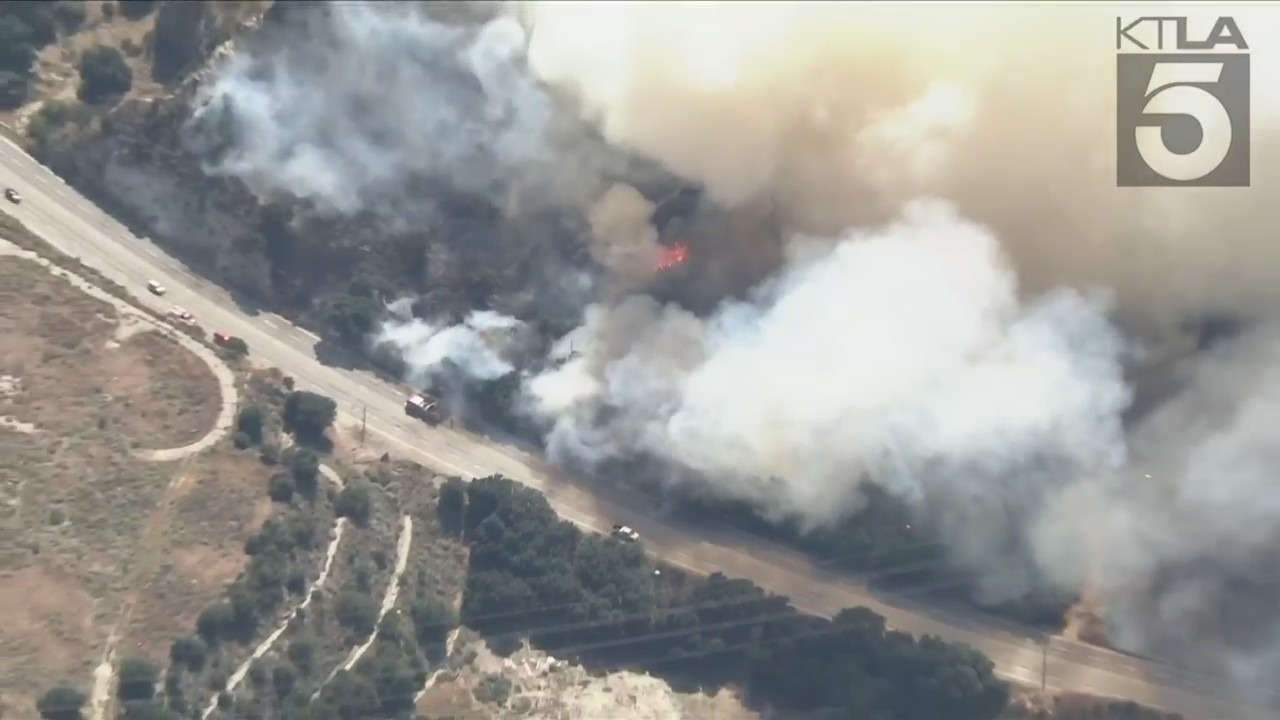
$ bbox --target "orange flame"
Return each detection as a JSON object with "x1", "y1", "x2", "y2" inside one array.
[{"x1": 655, "y1": 241, "x2": 690, "y2": 271}]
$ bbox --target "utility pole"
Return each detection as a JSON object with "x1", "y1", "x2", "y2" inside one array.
[
  {"x1": 1040, "y1": 635, "x2": 1049, "y2": 692},
  {"x1": 360, "y1": 403, "x2": 367, "y2": 446}
]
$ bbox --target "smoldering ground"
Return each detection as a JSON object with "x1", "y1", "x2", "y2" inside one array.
[{"x1": 191, "y1": 0, "x2": 1280, "y2": 697}]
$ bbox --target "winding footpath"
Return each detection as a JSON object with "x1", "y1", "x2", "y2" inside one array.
[
  {"x1": 0, "y1": 236, "x2": 240, "y2": 720},
  {"x1": 0, "y1": 236, "x2": 239, "y2": 464},
  {"x1": 199, "y1": 466, "x2": 348, "y2": 719},
  {"x1": 314, "y1": 515, "x2": 415, "y2": 697}
]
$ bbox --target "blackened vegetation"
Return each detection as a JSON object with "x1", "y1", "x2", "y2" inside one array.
[
  {"x1": 461, "y1": 372, "x2": 1078, "y2": 635},
  {"x1": 665, "y1": 484, "x2": 1075, "y2": 630},
  {"x1": 447, "y1": 474, "x2": 1010, "y2": 720}
]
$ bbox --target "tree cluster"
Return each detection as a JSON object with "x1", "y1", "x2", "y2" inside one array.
[
  {"x1": 77, "y1": 45, "x2": 132, "y2": 105},
  {"x1": 669, "y1": 485, "x2": 1074, "y2": 629},
  {"x1": 194, "y1": 511, "x2": 320, "y2": 648},
  {"x1": 282, "y1": 390, "x2": 336, "y2": 447},
  {"x1": 0, "y1": 2, "x2": 84, "y2": 109},
  {"x1": 451, "y1": 475, "x2": 1010, "y2": 720}
]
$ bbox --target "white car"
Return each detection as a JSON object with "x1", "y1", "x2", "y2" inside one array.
[
  {"x1": 147, "y1": 280, "x2": 166, "y2": 296},
  {"x1": 167, "y1": 306, "x2": 196, "y2": 325},
  {"x1": 611, "y1": 524, "x2": 640, "y2": 543}
]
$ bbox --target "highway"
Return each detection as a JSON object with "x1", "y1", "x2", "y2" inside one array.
[{"x1": 0, "y1": 135, "x2": 1266, "y2": 720}]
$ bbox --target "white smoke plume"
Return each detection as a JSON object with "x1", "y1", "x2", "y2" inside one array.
[
  {"x1": 185, "y1": 2, "x2": 618, "y2": 216},
  {"x1": 188, "y1": 0, "x2": 1280, "y2": 693},
  {"x1": 375, "y1": 308, "x2": 533, "y2": 385},
  {"x1": 527, "y1": 201, "x2": 1131, "y2": 602},
  {"x1": 512, "y1": 0, "x2": 1280, "y2": 689}
]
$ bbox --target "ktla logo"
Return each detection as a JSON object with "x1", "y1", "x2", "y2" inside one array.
[{"x1": 1115, "y1": 16, "x2": 1250, "y2": 187}]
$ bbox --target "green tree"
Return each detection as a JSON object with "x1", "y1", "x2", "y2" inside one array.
[
  {"x1": 312, "y1": 671, "x2": 378, "y2": 720},
  {"x1": 0, "y1": 69, "x2": 28, "y2": 109},
  {"x1": 272, "y1": 663, "x2": 298, "y2": 698},
  {"x1": 196, "y1": 601, "x2": 234, "y2": 643},
  {"x1": 0, "y1": 16, "x2": 36, "y2": 74},
  {"x1": 26, "y1": 99, "x2": 85, "y2": 153},
  {"x1": 36, "y1": 685, "x2": 86, "y2": 720},
  {"x1": 236, "y1": 405, "x2": 265, "y2": 444},
  {"x1": 118, "y1": 0, "x2": 158, "y2": 20},
  {"x1": 287, "y1": 637, "x2": 316, "y2": 675},
  {"x1": 437, "y1": 477, "x2": 467, "y2": 537},
  {"x1": 335, "y1": 484, "x2": 372, "y2": 526},
  {"x1": 51, "y1": 2, "x2": 86, "y2": 32},
  {"x1": 116, "y1": 657, "x2": 159, "y2": 701},
  {"x1": 282, "y1": 390, "x2": 337, "y2": 445},
  {"x1": 370, "y1": 655, "x2": 419, "y2": 714},
  {"x1": 223, "y1": 336, "x2": 250, "y2": 358},
  {"x1": 268, "y1": 473, "x2": 296, "y2": 503},
  {"x1": 151, "y1": 0, "x2": 210, "y2": 83},
  {"x1": 4, "y1": 2, "x2": 59, "y2": 45},
  {"x1": 410, "y1": 598, "x2": 458, "y2": 651},
  {"x1": 287, "y1": 447, "x2": 320, "y2": 496},
  {"x1": 318, "y1": 293, "x2": 385, "y2": 345},
  {"x1": 169, "y1": 635, "x2": 208, "y2": 671},
  {"x1": 77, "y1": 45, "x2": 133, "y2": 104},
  {"x1": 120, "y1": 700, "x2": 173, "y2": 720},
  {"x1": 334, "y1": 592, "x2": 379, "y2": 636}
]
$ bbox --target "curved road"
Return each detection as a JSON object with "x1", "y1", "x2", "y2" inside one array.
[{"x1": 0, "y1": 137, "x2": 1264, "y2": 720}]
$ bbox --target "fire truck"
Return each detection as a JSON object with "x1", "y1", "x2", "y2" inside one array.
[{"x1": 404, "y1": 393, "x2": 443, "y2": 425}]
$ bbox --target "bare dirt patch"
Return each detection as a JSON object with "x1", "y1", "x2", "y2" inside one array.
[
  {"x1": 104, "y1": 331, "x2": 223, "y2": 449},
  {"x1": 0, "y1": 255, "x2": 221, "y2": 450},
  {"x1": 0, "y1": 566, "x2": 99, "y2": 718},
  {"x1": 121, "y1": 444, "x2": 280, "y2": 661},
  {"x1": 0, "y1": 251, "x2": 266, "y2": 719}
]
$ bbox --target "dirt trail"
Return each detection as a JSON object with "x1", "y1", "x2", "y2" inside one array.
[
  {"x1": 0, "y1": 237, "x2": 239, "y2": 462},
  {"x1": 1, "y1": 236, "x2": 241, "y2": 720},
  {"x1": 415, "y1": 628, "x2": 462, "y2": 702},
  {"x1": 199, "y1": 465, "x2": 347, "y2": 719},
  {"x1": 314, "y1": 515, "x2": 414, "y2": 696},
  {"x1": 88, "y1": 472, "x2": 192, "y2": 720}
]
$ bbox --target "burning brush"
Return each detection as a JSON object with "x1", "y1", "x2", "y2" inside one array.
[{"x1": 655, "y1": 240, "x2": 691, "y2": 272}]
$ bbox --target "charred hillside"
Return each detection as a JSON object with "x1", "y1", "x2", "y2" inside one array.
[{"x1": 26, "y1": 1, "x2": 695, "y2": 349}]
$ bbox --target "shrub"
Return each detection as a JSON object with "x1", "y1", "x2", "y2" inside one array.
[
  {"x1": 236, "y1": 405, "x2": 265, "y2": 444},
  {"x1": 118, "y1": 0, "x2": 159, "y2": 21},
  {"x1": 78, "y1": 46, "x2": 133, "y2": 104},
  {"x1": 267, "y1": 473, "x2": 295, "y2": 503},
  {"x1": 0, "y1": 69, "x2": 30, "y2": 110},
  {"x1": 282, "y1": 390, "x2": 336, "y2": 445},
  {"x1": 287, "y1": 447, "x2": 320, "y2": 496},
  {"x1": 169, "y1": 636, "x2": 208, "y2": 672},
  {"x1": 334, "y1": 592, "x2": 378, "y2": 636},
  {"x1": 335, "y1": 484, "x2": 372, "y2": 526},
  {"x1": 36, "y1": 685, "x2": 86, "y2": 720},
  {"x1": 116, "y1": 657, "x2": 159, "y2": 700}
]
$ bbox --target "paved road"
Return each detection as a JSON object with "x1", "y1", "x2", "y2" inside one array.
[{"x1": 0, "y1": 137, "x2": 1266, "y2": 720}]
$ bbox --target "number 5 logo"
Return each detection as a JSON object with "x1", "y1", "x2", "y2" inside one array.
[{"x1": 1134, "y1": 62, "x2": 1232, "y2": 182}]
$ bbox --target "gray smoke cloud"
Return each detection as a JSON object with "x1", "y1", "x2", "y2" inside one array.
[
  {"x1": 185, "y1": 1, "x2": 621, "y2": 217},
  {"x1": 513, "y1": 0, "x2": 1280, "y2": 692},
  {"x1": 189, "y1": 0, "x2": 1280, "y2": 697}
]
